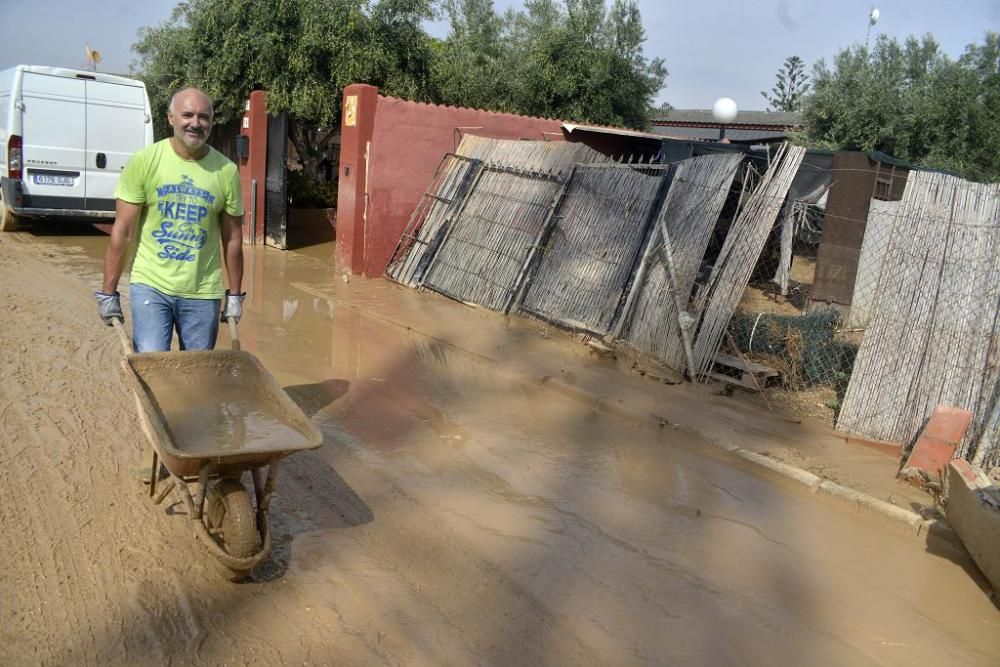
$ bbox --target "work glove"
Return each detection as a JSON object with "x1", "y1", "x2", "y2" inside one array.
[
  {"x1": 94, "y1": 291, "x2": 123, "y2": 326},
  {"x1": 221, "y1": 289, "x2": 246, "y2": 323}
]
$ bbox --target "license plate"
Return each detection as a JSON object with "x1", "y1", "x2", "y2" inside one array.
[{"x1": 33, "y1": 174, "x2": 75, "y2": 186}]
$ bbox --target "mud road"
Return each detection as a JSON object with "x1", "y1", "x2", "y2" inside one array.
[{"x1": 1, "y1": 228, "x2": 998, "y2": 666}]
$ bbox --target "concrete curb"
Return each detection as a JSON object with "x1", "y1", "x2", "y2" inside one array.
[
  {"x1": 734, "y1": 449, "x2": 822, "y2": 489},
  {"x1": 731, "y1": 445, "x2": 956, "y2": 544}
]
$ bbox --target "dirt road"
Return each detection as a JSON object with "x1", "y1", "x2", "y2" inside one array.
[{"x1": 2, "y1": 229, "x2": 999, "y2": 666}]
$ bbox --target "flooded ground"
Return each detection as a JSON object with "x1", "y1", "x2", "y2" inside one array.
[{"x1": 1, "y1": 225, "x2": 999, "y2": 665}]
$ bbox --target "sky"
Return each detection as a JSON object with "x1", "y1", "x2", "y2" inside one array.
[{"x1": 1, "y1": 0, "x2": 996, "y2": 112}]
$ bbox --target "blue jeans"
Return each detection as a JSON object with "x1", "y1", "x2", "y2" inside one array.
[{"x1": 130, "y1": 283, "x2": 221, "y2": 353}]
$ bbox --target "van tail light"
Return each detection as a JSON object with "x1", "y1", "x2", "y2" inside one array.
[{"x1": 8, "y1": 135, "x2": 22, "y2": 180}]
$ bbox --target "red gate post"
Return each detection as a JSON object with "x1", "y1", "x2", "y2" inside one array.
[
  {"x1": 239, "y1": 90, "x2": 268, "y2": 245},
  {"x1": 335, "y1": 84, "x2": 379, "y2": 275}
]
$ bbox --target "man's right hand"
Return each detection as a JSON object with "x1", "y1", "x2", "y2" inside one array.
[{"x1": 95, "y1": 291, "x2": 123, "y2": 326}]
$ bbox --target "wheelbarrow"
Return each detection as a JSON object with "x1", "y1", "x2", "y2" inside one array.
[{"x1": 111, "y1": 317, "x2": 323, "y2": 580}]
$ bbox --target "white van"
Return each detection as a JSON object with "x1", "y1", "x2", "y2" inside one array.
[{"x1": 0, "y1": 65, "x2": 154, "y2": 230}]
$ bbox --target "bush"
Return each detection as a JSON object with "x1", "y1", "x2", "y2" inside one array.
[{"x1": 287, "y1": 170, "x2": 338, "y2": 209}]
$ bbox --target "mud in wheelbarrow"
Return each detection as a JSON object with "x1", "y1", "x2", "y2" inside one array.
[{"x1": 118, "y1": 330, "x2": 323, "y2": 581}]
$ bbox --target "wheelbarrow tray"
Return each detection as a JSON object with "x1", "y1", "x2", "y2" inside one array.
[{"x1": 120, "y1": 349, "x2": 323, "y2": 479}]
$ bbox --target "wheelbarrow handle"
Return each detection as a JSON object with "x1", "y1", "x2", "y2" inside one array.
[
  {"x1": 227, "y1": 317, "x2": 241, "y2": 352},
  {"x1": 110, "y1": 317, "x2": 131, "y2": 355}
]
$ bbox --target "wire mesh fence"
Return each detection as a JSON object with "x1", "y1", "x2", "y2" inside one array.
[{"x1": 385, "y1": 137, "x2": 1000, "y2": 473}]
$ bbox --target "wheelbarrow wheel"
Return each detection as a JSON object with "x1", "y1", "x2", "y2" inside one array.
[{"x1": 204, "y1": 478, "x2": 258, "y2": 566}]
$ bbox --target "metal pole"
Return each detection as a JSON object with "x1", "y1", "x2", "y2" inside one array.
[{"x1": 249, "y1": 178, "x2": 257, "y2": 245}]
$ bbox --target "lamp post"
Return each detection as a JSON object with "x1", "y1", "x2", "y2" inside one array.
[
  {"x1": 712, "y1": 97, "x2": 738, "y2": 143},
  {"x1": 865, "y1": 7, "x2": 880, "y2": 48}
]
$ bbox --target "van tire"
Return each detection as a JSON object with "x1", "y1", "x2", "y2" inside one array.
[{"x1": 0, "y1": 205, "x2": 21, "y2": 231}]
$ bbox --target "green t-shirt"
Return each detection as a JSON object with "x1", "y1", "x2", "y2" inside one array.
[{"x1": 115, "y1": 139, "x2": 244, "y2": 299}]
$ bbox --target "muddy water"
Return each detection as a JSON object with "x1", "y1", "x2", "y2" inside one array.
[
  {"x1": 143, "y1": 368, "x2": 309, "y2": 454},
  {"x1": 6, "y1": 226, "x2": 1000, "y2": 666}
]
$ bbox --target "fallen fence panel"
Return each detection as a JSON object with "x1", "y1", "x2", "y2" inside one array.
[
  {"x1": 619, "y1": 153, "x2": 743, "y2": 372},
  {"x1": 386, "y1": 154, "x2": 482, "y2": 286},
  {"x1": 421, "y1": 165, "x2": 564, "y2": 312},
  {"x1": 690, "y1": 143, "x2": 807, "y2": 379},
  {"x1": 518, "y1": 163, "x2": 672, "y2": 335},
  {"x1": 387, "y1": 137, "x2": 609, "y2": 285}
]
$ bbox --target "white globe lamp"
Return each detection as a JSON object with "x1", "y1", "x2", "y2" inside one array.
[
  {"x1": 712, "y1": 97, "x2": 738, "y2": 124},
  {"x1": 712, "y1": 97, "x2": 738, "y2": 142}
]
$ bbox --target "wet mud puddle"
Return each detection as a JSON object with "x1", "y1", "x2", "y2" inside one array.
[{"x1": 143, "y1": 365, "x2": 309, "y2": 454}]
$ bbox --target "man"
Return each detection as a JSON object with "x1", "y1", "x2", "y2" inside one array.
[{"x1": 95, "y1": 87, "x2": 245, "y2": 352}]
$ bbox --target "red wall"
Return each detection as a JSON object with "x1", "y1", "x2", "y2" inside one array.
[{"x1": 336, "y1": 84, "x2": 566, "y2": 277}]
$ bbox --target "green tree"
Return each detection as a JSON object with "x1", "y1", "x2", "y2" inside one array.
[
  {"x1": 431, "y1": 0, "x2": 513, "y2": 112},
  {"x1": 802, "y1": 32, "x2": 1000, "y2": 182},
  {"x1": 761, "y1": 55, "x2": 810, "y2": 112},
  {"x1": 132, "y1": 0, "x2": 437, "y2": 179},
  {"x1": 432, "y1": 0, "x2": 668, "y2": 129}
]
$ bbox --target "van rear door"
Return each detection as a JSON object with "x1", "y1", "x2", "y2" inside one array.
[
  {"x1": 20, "y1": 71, "x2": 87, "y2": 209},
  {"x1": 84, "y1": 79, "x2": 147, "y2": 212}
]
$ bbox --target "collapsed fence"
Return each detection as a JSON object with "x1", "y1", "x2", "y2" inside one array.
[
  {"x1": 422, "y1": 165, "x2": 564, "y2": 312},
  {"x1": 385, "y1": 137, "x2": 1000, "y2": 473}
]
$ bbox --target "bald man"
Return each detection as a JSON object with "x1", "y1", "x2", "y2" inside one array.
[{"x1": 96, "y1": 87, "x2": 245, "y2": 352}]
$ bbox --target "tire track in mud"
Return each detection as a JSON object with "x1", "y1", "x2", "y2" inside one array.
[
  {"x1": 0, "y1": 239, "x2": 243, "y2": 663},
  {"x1": 0, "y1": 239, "x2": 164, "y2": 663},
  {"x1": 268, "y1": 418, "x2": 599, "y2": 666},
  {"x1": 0, "y1": 237, "x2": 344, "y2": 665}
]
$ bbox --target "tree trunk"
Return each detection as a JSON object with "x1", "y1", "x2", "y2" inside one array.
[{"x1": 288, "y1": 118, "x2": 338, "y2": 182}]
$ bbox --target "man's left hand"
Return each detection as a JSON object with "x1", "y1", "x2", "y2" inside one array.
[{"x1": 221, "y1": 290, "x2": 246, "y2": 323}]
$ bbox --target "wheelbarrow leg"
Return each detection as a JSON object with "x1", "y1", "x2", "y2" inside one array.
[
  {"x1": 247, "y1": 465, "x2": 279, "y2": 549},
  {"x1": 148, "y1": 448, "x2": 159, "y2": 499}
]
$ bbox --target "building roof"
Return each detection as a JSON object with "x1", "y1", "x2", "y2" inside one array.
[
  {"x1": 651, "y1": 109, "x2": 803, "y2": 129},
  {"x1": 649, "y1": 126, "x2": 792, "y2": 144},
  {"x1": 561, "y1": 122, "x2": 666, "y2": 141}
]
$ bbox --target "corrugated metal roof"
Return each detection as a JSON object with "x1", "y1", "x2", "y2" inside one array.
[
  {"x1": 651, "y1": 109, "x2": 803, "y2": 128},
  {"x1": 649, "y1": 126, "x2": 791, "y2": 143}
]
